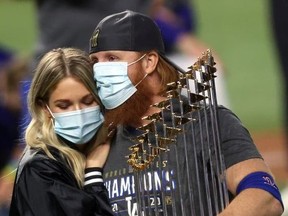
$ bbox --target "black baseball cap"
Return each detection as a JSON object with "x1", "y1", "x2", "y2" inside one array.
[{"x1": 89, "y1": 10, "x2": 185, "y2": 73}]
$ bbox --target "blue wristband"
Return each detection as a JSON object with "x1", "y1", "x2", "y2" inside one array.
[{"x1": 236, "y1": 171, "x2": 284, "y2": 209}]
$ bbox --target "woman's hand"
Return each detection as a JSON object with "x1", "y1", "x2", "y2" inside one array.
[
  {"x1": 86, "y1": 141, "x2": 110, "y2": 168},
  {"x1": 85, "y1": 124, "x2": 116, "y2": 168}
]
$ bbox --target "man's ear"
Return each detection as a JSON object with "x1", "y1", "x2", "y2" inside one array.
[{"x1": 143, "y1": 51, "x2": 159, "y2": 74}]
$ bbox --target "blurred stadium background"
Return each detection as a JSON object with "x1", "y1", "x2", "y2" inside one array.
[
  {"x1": 0, "y1": 0, "x2": 287, "y2": 188},
  {"x1": 0, "y1": 0, "x2": 283, "y2": 129}
]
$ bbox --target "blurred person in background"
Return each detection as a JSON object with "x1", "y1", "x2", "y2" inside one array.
[
  {"x1": 0, "y1": 46, "x2": 28, "y2": 216},
  {"x1": 150, "y1": 0, "x2": 230, "y2": 108},
  {"x1": 30, "y1": 0, "x2": 153, "y2": 70},
  {"x1": 270, "y1": 0, "x2": 288, "y2": 214}
]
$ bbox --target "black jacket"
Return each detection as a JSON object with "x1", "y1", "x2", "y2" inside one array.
[{"x1": 9, "y1": 147, "x2": 114, "y2": 216}]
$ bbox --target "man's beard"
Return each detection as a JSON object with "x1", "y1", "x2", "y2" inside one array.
[{"x1": 104, "y1": 80, "x2": 153, "y2": 128}]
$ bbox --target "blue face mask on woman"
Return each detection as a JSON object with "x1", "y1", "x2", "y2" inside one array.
[
  {"x1": 47, "y1": 105, "x2": 104, "y2": 145},
  {"x1": 93, "y1": 54, "x2": 147, "y2": 109}
]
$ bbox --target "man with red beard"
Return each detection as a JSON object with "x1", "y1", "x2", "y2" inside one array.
[{"x1": 89, "y1": 10, "x2": 283, "y2": 216}]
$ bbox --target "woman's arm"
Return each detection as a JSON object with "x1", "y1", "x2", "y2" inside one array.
[{"x1": 14, "y1": 156, "x2": 113, "y2": 216}]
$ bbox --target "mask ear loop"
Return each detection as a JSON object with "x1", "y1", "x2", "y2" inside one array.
[
  {"x1": 135, "y1": 73, "x2": 148, "y2": 88},
  {"x1": 130, "y1": 54, "x2": 148, "y2": 88},
  {"x1": 127, "y1": 54, "x2": 147, "y2": 66},
  {"x1": 45, "y1": 104, "x2": 55, "y2": 126},
  {"x1": 45, "y1": 104, "x2": 55, "y2": 118}
]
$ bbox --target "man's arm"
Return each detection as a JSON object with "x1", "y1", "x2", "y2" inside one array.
[{"x1": 218, "y1": 158, "x2": 283, "y2": 216}]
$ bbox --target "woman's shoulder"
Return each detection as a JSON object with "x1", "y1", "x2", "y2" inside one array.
[
  {"x1": 15, "y1": 147, "x2": 67, "y2": 183},
  {"x1": 20, "y1": 147, "x2": 56, "y2": 166}
]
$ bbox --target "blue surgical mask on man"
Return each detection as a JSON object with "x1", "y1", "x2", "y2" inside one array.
[
  {"x1": 47, "y1": 105, "x2": 104, "y2": 145},
  {"x1": 93, "y1": 54, "x2": 147, "y2": 109}
]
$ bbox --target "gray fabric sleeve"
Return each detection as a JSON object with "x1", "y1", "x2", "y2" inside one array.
[{"x1": 218, "y1": 106, "x2": 263, "y2": 169}]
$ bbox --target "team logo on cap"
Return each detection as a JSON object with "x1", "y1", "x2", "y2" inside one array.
[{"x1": 90, "y1": 29, "x2": 99, "y2": 48}]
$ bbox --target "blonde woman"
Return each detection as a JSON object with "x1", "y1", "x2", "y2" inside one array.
[{"x1": 9, "y1": 48, "x2": 114, "y2": 216}]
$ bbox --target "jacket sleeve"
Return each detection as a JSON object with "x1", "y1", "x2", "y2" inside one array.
[{"x1": 13, "y1": 157, "x2": 114, "y2": 216}]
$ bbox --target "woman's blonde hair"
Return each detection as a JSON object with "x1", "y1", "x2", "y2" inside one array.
[{"x1": 25, "y1": 47, "x2": 101, "y2": 187}]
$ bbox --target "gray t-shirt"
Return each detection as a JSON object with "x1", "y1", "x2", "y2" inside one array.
[{"x1": 103, "y1": 105, "x2": 262, "y2": 215}]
